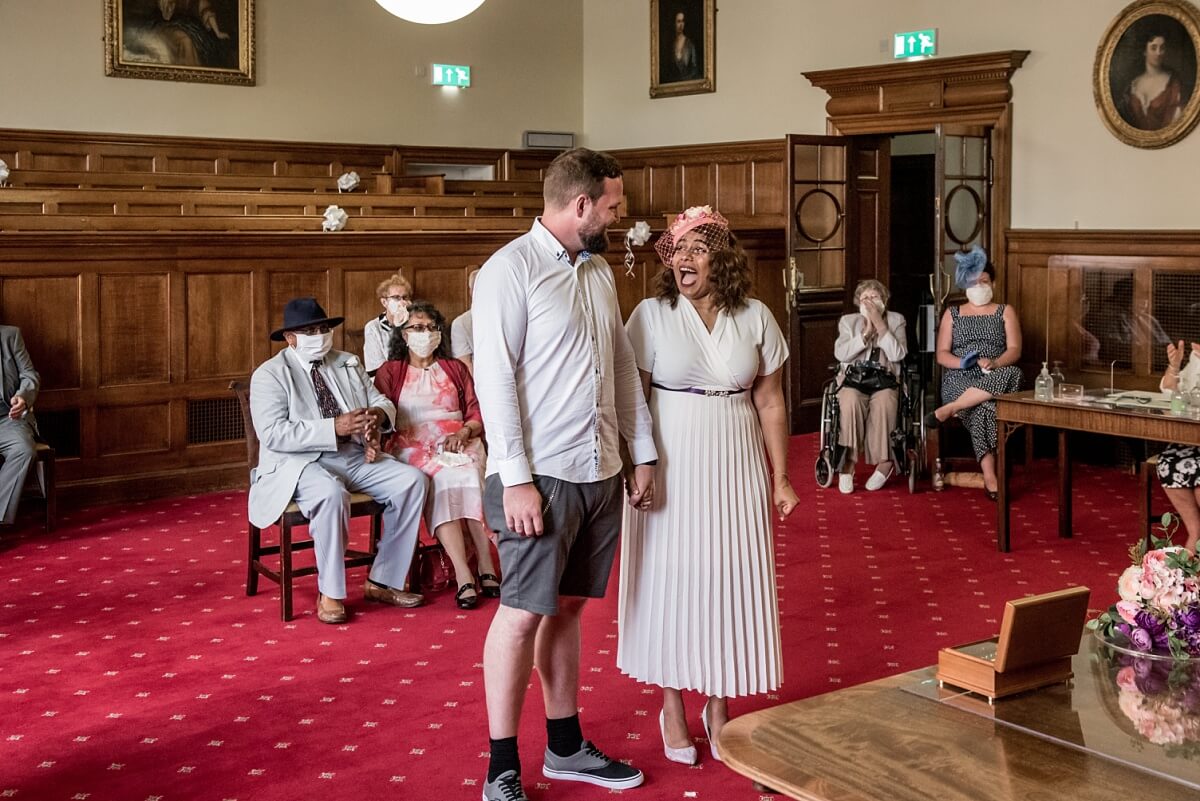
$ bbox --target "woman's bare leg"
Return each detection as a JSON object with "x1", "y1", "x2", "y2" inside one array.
[
  {"x1": 934, "y1": 387, "x2": 992, "y2": 422},
  {"x1": 1164, "y1": 486, "x2": 1200, "y2": 554}
]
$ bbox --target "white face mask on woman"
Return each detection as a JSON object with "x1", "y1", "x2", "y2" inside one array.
[
  {"x1": 293, "y1": 332, "x2": 333, "y2": 362},
  {"x1": 406, "y1": 331, "x2": 441, "y2": 358},
  {"x1": 386, "y1": 299, "x2": 408, "y2": 319},
  {"x1": 965, "y1": 284, "x2": 993, "y2": 307}
]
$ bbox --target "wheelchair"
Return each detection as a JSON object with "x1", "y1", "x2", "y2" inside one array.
[{"x1": 814, "y1": 359, "x2": 926, "y2": 493}]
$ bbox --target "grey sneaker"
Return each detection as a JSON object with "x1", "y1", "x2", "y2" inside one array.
[
  {"x1": 481, "y1": 770, "x2": 529, "y2": 801},
  {"x1": 542, "y1": 740, "x2": 644, "y2": 789}
]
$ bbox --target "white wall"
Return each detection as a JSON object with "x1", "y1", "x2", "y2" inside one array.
[
  {"x1": 582, "y1": 0, "x2": 1200, "y2": 230},
  {"x1": 0, "y1": 0, "x2": 583, "y2": 148}
]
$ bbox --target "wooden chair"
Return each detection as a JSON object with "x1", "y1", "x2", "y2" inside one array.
[
  {"x1": 229, "y1": 380, "x2": 383, "y2": 621},
  {"x1": 19, "y1": 440, "x2": 56, "y2": 531},
  {"x1": 1139, "y1": 454, "x2": 1161, "y2": 547}
]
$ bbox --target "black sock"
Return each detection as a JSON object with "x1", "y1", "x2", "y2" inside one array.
[
  {"x1": 367, "y1": 578, "x2": 388, "y2": 589},
  {"x1": 488, "y1": 737, "x2": 520, "y2": 781},
  {"x1": 546, "y1": 714, "x2": 583, "y2": 757}
]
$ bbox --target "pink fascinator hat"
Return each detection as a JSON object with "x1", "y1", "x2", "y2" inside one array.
[{"x1": 653, "y1": 205, "x2": 731, "y2": 264}]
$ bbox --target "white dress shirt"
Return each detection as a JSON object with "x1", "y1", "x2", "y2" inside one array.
[
  {"x1": 362, "y1": 315, "x2": 395, "y2": 374},
  {"x1": 450, "y1": 310, "x2": 474, "y2": 359},
  {"x1": 473, "y1": 219, "x2": 657, "y2": 486}
]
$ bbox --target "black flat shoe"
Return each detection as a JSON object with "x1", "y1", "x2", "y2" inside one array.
[
  {"x1": 477, "y1": 573, "x2": 501, "y2": 598},
  {"x1": 985, "y1": 489, "x2": 998, "y2": 502},
  {"x1": 455, "y1": 582, "x2": 479, "y2": 609}
]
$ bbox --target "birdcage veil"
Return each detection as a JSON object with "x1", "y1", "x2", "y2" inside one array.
[{"x1": 653, "y1": 205, "x2": 731, "y2": 265}]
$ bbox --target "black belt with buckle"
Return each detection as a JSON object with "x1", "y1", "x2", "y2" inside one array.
[{"x1": 650, "y1": 382, "x2": 746, "y2": 397}]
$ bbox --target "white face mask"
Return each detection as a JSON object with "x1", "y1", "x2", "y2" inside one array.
[
  {"x1": 386, "y1": 299, "x2": 408, "y2": 322},
  {"x1": 965, "y1": 284, "x2": 993, "y2": 307},
  {"x1": 292, "y1": 331, "x2": 333, "y2": 362},
  {"x1": 406, "y1": 330, "x2": 441, "y2": 358}
]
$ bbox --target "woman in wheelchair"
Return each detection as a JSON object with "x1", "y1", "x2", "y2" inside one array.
[
  {"x1": 926, "y1": 247, "x2": 1023, "y2": 500},
  {"x1": 832, "y1": 279, "x2": 908, "y2": 493}
]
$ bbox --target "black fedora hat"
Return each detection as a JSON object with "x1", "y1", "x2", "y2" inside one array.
[{"x1": 270, "y1": 297, "x2": 345, "y2": 341}]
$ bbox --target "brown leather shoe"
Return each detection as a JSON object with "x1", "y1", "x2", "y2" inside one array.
[
  {"x1": 316, "y1": 593, "x2": 348, "y2": 624},
  {"x1": 363, "y1": 581, "x2": 425, "y2": 608}
]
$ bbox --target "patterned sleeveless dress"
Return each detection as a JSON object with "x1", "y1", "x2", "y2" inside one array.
[{"x1": 941, "y1": 304, "x2": 1023, "y2": 460}]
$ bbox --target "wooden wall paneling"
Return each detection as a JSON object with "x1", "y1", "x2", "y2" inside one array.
[
  {"x1": 0, "y1": 274, "x2": 82, "y2": 390},
  {"x1": 614, "y1": 251, "x2": 658, "y2": 322},
  {"x1": 752, "y1": 158, "x2": 785, "y2": 217},
  {"x1": 95, "y1": 403, "x2": 171, "y2": 456},
  {"x1": 412, "y1": 267, "x2": 471, "y2": 324},
  {"x1": 649, "y1": 165, "x2": 681, "y2": 215},
  {"x1": 715, "y1": 161, "x2": 748, "y2": 216},
  {"x1": 343, "y1": 269, "x2": 395, "y2": 360},
  {"x1": 186, "y1": 272, "x2": 255, "y2": 380},
  {"x1": 789, "y1": 287, "x2": 844, "y2": 432},
  {"x1": 681, "y1": 163, "x2": 712, "y2": 210},
  {"x1": 98, "y1": 273, "x2": 170, "y2": 386},
  {"x1": 504, "y1": 150, "x2": 559, "y2": 180}
]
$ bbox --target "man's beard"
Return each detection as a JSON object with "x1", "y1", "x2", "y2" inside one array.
[{"x1": 580, "y1": 222, "x2": 610, "y2": 254}]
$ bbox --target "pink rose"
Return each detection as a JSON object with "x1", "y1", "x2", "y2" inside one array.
[
  {"x1": 1115, "y1": 666, "x2": 1138, "y2": 691},
  {"x1": 1117, "y1": 566, "x2": 1142, "y2": 602},
  {"x1": 1116, "y1": 600, "x2": 1141, "y2": 625}
]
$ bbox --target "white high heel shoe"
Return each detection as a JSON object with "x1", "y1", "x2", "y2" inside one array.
[
  {"x1": 701, "y1": 698, "x2": 722, "y2": 762},
  {"x1": 659, "y1": 709, "x2": 697, "y2": 765}
]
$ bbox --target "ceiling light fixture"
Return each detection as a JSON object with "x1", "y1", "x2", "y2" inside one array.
[{"x1": 373, "y1": 0, "x2": 485, "y2": 25}]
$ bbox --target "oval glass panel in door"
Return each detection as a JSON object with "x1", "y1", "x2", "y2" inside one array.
[
  {"x1": 944, "y1": 182, "x2": 984, "y2": 245},
  {"x1": 794, "y1": 187, "x2": 844, "y2": 244}
]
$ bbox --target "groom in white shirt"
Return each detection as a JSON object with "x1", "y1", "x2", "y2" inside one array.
[{"x1": 473, "y1": 149, "x2": 658, "y2": 801}]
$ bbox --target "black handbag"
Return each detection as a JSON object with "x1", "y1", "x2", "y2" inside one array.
[{"x1": 842, "y1": 350, "x2": 898, "y2": 395}]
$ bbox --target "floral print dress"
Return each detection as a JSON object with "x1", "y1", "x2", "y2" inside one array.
[{"x1": 387, "y1": 363, "x2": 486, "y2": 529}]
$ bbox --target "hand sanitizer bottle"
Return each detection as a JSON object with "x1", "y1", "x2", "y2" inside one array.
[
  {"x1": 1035, "y1": 362, "x2": 1053, "y2": 401},
  {"x1": 1050, "y1": 361, "x2": 1065, "y2": 397},
  {"x1": 1170, "y1": 388, "x2": 1187, "y2": 416}
]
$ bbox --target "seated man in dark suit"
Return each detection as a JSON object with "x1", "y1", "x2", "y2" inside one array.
[
  {"x1": 249, "y1": 297, "x2": 429, "y2": 623},
  {"x1": 0, "y1": 324, "x2": 39, "y2": 530}
]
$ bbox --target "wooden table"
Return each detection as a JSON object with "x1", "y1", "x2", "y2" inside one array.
[
  {"x1": 994, "y1": 390, "x2": 1200, "y2": 552},
  {"x1": 720, "y1": 637, "x2": 1199, "y2": 801}
]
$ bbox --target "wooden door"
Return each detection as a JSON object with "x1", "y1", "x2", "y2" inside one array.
[
  {"x1": 785, "y1": 134, "x2": 890, "y2": 433},
  {"x1": 933, "y1": 125, "x2": 991, "y2": 317}
]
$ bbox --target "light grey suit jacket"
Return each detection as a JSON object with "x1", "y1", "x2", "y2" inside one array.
[
  {"x1": 0, "y1": 325, "x2": 40, "y2": 431},
  {"x1": 247, "y1": 348, "x2": 397, "y2": 529}
]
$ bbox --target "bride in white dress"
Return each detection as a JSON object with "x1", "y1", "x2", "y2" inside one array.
[{"x1": 617, "y1": 206, "x2": 799, "y2": 766}]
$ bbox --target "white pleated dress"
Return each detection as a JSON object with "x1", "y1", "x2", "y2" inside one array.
[{"x1": 617, "y1": 297, "x2": 787, "y2": 698}]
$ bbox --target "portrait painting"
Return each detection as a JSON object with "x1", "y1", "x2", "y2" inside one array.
[
  {"x1": 1094, "y1": 0, "x2": 1200, "y2": 148},
  {"x1": 650, "y1": 0, "x2": 715, "y2": 99},
  {"x1": 104, "y1": 0, "x2": 256, "y2": 86}
]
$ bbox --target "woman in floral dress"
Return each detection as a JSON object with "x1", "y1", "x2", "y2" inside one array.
[
  {"x1": 1158, "y1": 339, "x2": 1200, "y2": 554},
  {"x1": 374, "y1": 302, "x2": 499, "y2": 608}
]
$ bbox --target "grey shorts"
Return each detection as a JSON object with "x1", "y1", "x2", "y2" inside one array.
[{"x1": 484, "y1": 473, "x2": 624, "y2": 616}]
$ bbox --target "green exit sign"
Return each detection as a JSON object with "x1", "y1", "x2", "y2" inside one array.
[
  {"x1": 432, "y1": 63, "x2": 471, "y2": 88},
  {"x1": 894, "y1": 29, "x2": 937, "y2": 59}
]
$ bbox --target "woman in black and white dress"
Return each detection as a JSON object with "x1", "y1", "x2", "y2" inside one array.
[
  {"x1": 927, "y1": 250, "x2": 1022, "y2": 499},
  {"x1": 1158, "y1": 339, "x2": 1200, "y2": 554}
]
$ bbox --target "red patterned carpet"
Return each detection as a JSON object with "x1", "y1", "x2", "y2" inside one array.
[{"x1": 0, "y1": 434, "x2": 1166, "y2": 801}]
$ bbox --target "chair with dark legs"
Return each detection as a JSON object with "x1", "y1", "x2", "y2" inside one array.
[{"x1": 230, "y1": 380, "x2": 383, "y2": 621}]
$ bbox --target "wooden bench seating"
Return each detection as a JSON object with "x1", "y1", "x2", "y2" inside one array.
[
  {"x1": 0, "y1": 213, "x2": 539, "y2": 233},
  {"x1": 444, "y1": 179, "x2": 546, "y2": 196},
  {"x1": 3, "y1": 168, "x2": 446, "y2": 195},
  {"x1": 0, "y1": 187, "x2": 545, "y2": 232}
]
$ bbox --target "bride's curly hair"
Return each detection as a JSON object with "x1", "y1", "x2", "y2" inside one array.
[{"x1": 656, "y1": 228, "x2": 751, "y2": 311}]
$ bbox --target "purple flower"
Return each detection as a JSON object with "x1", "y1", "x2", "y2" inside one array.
[
  {"x1": 1173, "y1": 605, "x2": 1200, "y2": 632},
  {"x1": 1136, "y1": 611, "x2": 1166, "y2": 635},
  {"x1": 1130, "y1": 627, "x2": 1154, "y2": 651}
]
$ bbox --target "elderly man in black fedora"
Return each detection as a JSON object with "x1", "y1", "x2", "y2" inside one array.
[{"x1": 248, "y1": 297, "x2": 429, "y2": 623}]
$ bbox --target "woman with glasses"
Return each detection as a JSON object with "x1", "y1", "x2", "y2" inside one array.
[
  {"x1": 617, "y1": 206, "x2": 798, "y2": 767},
  {"x1": 363, "y1": 272, "x2": 413, "y2": 375},
  {"x1": 373, "y1": 301, "x2": 499, "y2": 608}
]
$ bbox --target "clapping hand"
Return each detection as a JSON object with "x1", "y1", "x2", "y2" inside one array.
[
  {"x1": 362, "y1": 413, "x2": 381, "y2": 464},
  {"x1": 1167, "y1": 340, "x2": 1186, "y2": 372}
]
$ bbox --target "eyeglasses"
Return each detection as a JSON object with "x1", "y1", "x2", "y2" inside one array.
[
  {"x1": 293, "y1": 325, "x2": 331, "y2": 335},
  {"x1": 672, "y1": 243, "x2": 710, "y2": 258},
  {"x1": 384, "y1": 295, "x2": 410, "y2": 303},
  {"x1": 404, "y1": 324, "x2": 440, "y2": 333}
]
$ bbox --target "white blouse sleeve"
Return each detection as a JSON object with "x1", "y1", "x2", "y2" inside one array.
[
  {"x1": 756, "y1": 301, "x2": 789, "y2": 376},
  {"x1": 625, "y1": 300, "x2": 656, "y2": 374}
]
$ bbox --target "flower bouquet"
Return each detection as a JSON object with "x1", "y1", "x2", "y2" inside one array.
[
  {"x1": 1092, "y1": 514, "x2": 1200, "y2": 659},
  {"x1": 1105, "y1": 649, "x2": 1200, "y2": 753}
]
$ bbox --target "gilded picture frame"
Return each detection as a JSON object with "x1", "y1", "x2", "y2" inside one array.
[
  {"x1": 104, "y1": 0, "x2": 256, "y2": 86},
  {"x1": 650, "y1": 0, "x2": 715, "y2": 99},
  {"x1": 1094, "y1": 0, "x2": 1200, "y2": 148}
]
